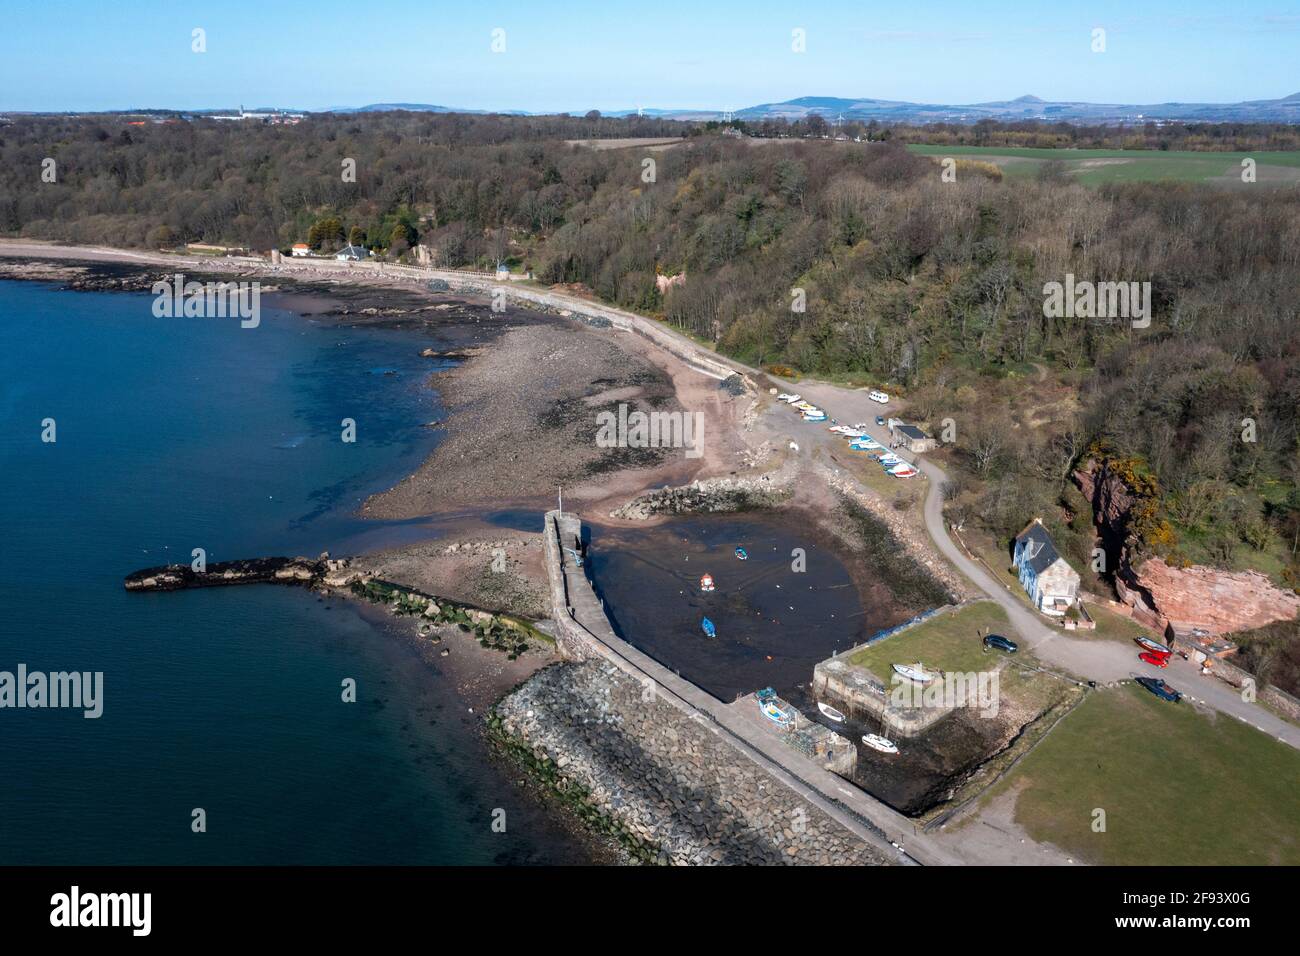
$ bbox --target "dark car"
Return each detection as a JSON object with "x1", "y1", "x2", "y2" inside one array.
[
  {"x1": 875, "y1": 416, "x2": 885, "y2": 426},
  {"x1": 1135, "y1": 676, "x2": 1182, "y2": 702},
  {"x1": 983, "y1": 633, "x2": 1018, "y2": 653}
]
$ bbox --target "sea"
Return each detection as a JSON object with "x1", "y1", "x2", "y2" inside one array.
[{"x1": 0, "y1": 279, "x2": 592, "y2": 864}]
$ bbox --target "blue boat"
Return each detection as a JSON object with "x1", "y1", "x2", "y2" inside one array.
[
  {"x1": 734, "y1": 547, "x2": 748, "y2": 560},
  {"x1": 701, "y1": 617, "x2": 716, "y2": 638}
]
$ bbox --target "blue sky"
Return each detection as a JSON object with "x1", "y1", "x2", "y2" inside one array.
[{"x1": 2, "y1": 0, "x2": 1298, "y2": 112}]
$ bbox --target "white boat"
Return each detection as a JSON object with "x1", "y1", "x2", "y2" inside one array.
[
  {"x1": 777, "y1": 393, "x2": 801, "y2": 403},
  {"x1": 850, "y1": 438, "x2": 880, "y2": 450},
  {"x1": 794, "y1": 401, "x2": 815, "y2": 411},
  {"x1": 879, "y1": 454, "x2": 902, "y2": 466},
  {"x1": 760, "y1": 699, "x2": 793, "y2": 727},
  {"x1": 892, "y1": 662, "x2": 938, "y2": 684},
  {"x1": 803, "y1": 413, "x2": 827, "y2": 422},
  {"x1": 862, "y1": 734, "x2": 899, "y2": 754},
  {"x1": 817, "y1": 702, "x2": 845, "y2": 723},
  {"x1": 889, "y1": 465, "x2": 918, "y2": 478}
]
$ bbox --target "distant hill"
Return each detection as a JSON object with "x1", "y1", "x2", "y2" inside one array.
[
  {"x1": 728, "y1": 93, "x2": 1300, "y2": 124},
  {"x1": 331, "y1": 92, "x2": 1300, "y2": 124}
]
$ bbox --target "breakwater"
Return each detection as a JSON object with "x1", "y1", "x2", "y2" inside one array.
[{"x1": 494, "y1": 659, "x2": 894, "y2": 865}]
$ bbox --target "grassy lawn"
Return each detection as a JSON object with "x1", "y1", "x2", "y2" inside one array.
[
  {"x1": 846, "y1": 601, "x2": 1016, "y2": 682},
  {"x1": 1084, "y1": 601, "x2": 1153, "y2": 645},
  {"x1": 905, "y1": 144, "x2": 1300, "y2": 185},
  {"x1": 997, "y1": 682, "x2": 1300, "y2": 865}
]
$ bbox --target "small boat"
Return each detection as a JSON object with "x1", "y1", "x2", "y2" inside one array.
[
  {"x1": 862, "y1": 734, "x2": 899, "y2": 754},
  {"x1": 760, "y1": 699, "x2": 794, "y2": 727},
  {"x1": 879, "y1": 454, "x2": 902, "y2": 466},
  {"x1": 1135, "y1": 636, "x2": 1172, "y2": 656},
  {"x1": 794, "y1": 401, "x2": 815, "y2": 411},
  {"x1": 701, "y1": 617, "x2": 716, "y2": 638},
  {"x1": 889, "y1": 464, "x2": 918, "y2": 478},
  {"x1": 734, "y1": 547, "x2": 748, "y2": 560},
  {"x1": 777, "y1": 393, "x2": 800, "y2": 403},
  {"x1": 817, "y1": 702, "x2": 845, "y2": 723},
  {"x1": 892, "y1": 662, "x2": 938, "y2": 684},
  {"x1": 699, "y1": 573, "x2": 715, "y2": 592}
]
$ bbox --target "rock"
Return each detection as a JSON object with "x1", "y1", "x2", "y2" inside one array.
[{"x1": 1121, "y1": 558, "x2": 1300, "y2": 636}]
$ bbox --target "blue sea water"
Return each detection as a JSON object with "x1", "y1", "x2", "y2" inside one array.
[{"x1": 0, "y1": 280, "x2": 587, "y2": 864}]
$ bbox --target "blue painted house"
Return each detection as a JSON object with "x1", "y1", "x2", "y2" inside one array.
[{"x1": 1013, "y1": 519, "x2": 1080, "y2": 615}]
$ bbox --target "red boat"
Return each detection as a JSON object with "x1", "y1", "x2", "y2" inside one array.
[
  {"x1": 1135, "y1": 636, "x2": 1172, "y2": 657},
  {"x1": 1139, "y1": 651, "x2": 1170, "y2": 668}
]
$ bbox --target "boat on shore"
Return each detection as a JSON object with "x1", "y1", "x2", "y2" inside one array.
[
  {"x1": 701, "y1": 617, "x2": 716, "y2": 638},
  {"x1": 734, "y1": 547, "x2": 748, "y2": 560},
  {"x1": 892, "y1": 662, "x2": 938, "y2": 684},
  {"x1": 862, "y1": 734, "x2": 899, "y2": 754},
  {"x1": 1135, "y1": 636, "x2": 1172, "y2": 656},
  {"x1": 817, "y1": 702, "x2": 845, "y2": 723},
  {"x1": 699, "y1": 573, "x2": 715, "y2": 592},
  {"x1": 757, "y1": 688, "x2": 794, "y2": 727}
]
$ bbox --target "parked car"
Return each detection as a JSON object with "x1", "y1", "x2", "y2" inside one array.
[
  {"x1": 875, "y1": 416, "x2": 885, "y2": 426},
  {"x1": 1135, "y1": 676, "x2": 1182, "y2": 702},
  {"x1": 1138, "y1": 651, "x2": 1169, "y2": 668},
  {"x1": 983, "y1": 634, "x2": 1018, "y2": 653}
]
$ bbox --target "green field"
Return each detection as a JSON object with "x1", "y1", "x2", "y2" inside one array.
[
  {"x1": 846, "y1": 601, "x2": 1016, "y2": 681},
  {"x1": 907, "y1": 144, "x2": 1300, "y2": 186},
  {"x1": 996, "y1": 682, "x2": 1300, "y2": 865}
]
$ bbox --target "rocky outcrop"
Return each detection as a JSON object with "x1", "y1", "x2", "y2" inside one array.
[
  {"x1": 1074, "y1": 461, "x2": 1300, "y2": 636},
  {"x1": 1119, "y1": 559, "x2": 1300, "y2": 636},
  {"x1": 1073, "y1": 461, "x2": 1136, "y2": 573},
  {"x1": 124, "y1": 556, "x2": 327, "y2": 591},
  {"x1": 610, "y1": 473, "x2": 792, "y2": 519},
  {"x1": 494, "y1": 660, "x2": 893, "y2": 865}
]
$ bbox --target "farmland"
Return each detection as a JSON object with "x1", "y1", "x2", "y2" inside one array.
[{"x1": 906, "y1": 144, "x2": 1300, "y2": 185}]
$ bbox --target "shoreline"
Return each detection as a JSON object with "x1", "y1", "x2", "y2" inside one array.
[{"x1": 2, "y1": 240, "x2": 974, "y2": 864}]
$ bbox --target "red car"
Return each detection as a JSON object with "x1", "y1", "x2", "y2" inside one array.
[{"x1": 1139, "y1": 651, "x2": 1169, "y2": 668}]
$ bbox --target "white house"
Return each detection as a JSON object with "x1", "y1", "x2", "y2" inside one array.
[
  {"x1": 290, "y1": 243, "x2": 310, "y2": 257},
  {"x1": 1013, "y1": 519, "x2": 1080, "y2": 615}
]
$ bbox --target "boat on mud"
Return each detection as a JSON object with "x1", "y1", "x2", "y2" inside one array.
[
  {"x1": 892, "y1": 662, "x2": 939, "y2": 684},
  {"x1": 701, "y1": 617, "x2": 716, "y2": 638},
  {"x1": 817, "y1": 702, "x2": 845, "y2": 723},
  {"x1": 699, "y1": 573, "x2": 715, "y2": 592},
  {"x1": 862, "y1": 733, "x2": 899, "y2": 754}
]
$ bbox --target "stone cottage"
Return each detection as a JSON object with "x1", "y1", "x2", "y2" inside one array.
[{"x1": 1013, "y1": 519, "x2": 1080, "y2": 615}]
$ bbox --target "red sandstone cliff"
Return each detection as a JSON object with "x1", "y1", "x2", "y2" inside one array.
[
  {"x1": 1074, "y1": 461, "x2": 1300, "y2": 636},
  {"x1": 1117, "y1": 558, "x2": 1300, "y2": 635}
]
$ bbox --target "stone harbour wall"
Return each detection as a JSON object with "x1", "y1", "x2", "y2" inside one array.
[{"x1": 494, "y1": 660, "x2": 894, "y2": 865}]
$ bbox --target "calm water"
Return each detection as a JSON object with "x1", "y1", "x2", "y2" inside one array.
[
  {"x1": 586, "y1": 514, "x2": 911, "y2": 702},
  {"x1": 0, "y1": 280, "x2": 588, "y2": 864}
]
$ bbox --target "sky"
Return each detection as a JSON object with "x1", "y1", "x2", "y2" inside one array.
[{"x1": 1, "y1": 0, "x2": 1298, "y2": 113}]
